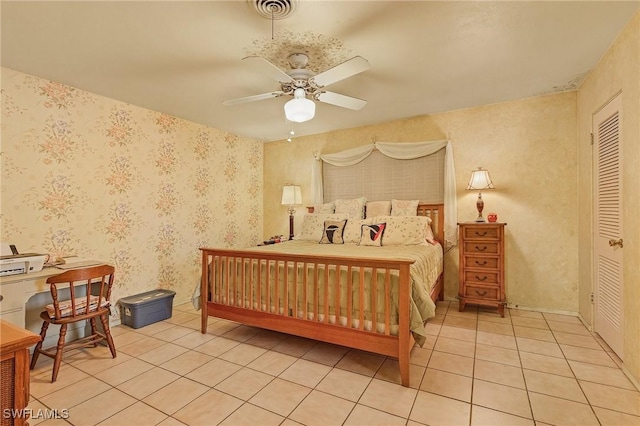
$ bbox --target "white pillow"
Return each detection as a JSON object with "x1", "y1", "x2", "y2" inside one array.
[
  {"x1": 373, "y1": 215, "x2": 432, "y2": 246},
  {"x1": 334, "y1": 197, "x2": 366, "y2": 219},
  {"x1": 343, "y1": 218, "x2": 374, "y2": 243},
  {"x1": 365, "y1": 201, "x2": 391, "y2": 218},
  {"x1": 391, "y1": 199, "x2": 419, "y2": 216},
  {"x1": 424, "y1": 220, "x2": 436, "y2": 244},
  {"x1": 295, "y1": 214, "x2": 348, "y2": 241},
  {"x1": 314, "y1": 201, "x2": 335, "y2": 214}
]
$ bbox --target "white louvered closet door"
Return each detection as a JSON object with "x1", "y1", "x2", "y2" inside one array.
[{"x1": 593, "y1": 93, "x2": 624, "y2": 360}]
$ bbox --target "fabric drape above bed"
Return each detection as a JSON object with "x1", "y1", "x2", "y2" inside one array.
[{"x1": 312, "y1": 140, "x2": 458, "y2": 249}]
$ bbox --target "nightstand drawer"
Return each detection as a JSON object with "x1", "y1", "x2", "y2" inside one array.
[
  {"x1": 463, "y1": 241, "x2": 499, "y2": 254},
  {"x1": 462, "y1": 226, "x2": 500, "y2": 240},
  {"x1": 464, "y1": 285, "x2": 499, "y2": 300},
  {"x1": 464, "y1": 256, "x2": 499, "y2": 269},
  {"x1": 464, "y1": 270, "x2": 499, "y2": 285}
]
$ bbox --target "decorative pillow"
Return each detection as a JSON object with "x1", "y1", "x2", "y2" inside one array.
[
  {"x1": 365, "y1": 201, "x2": 391, "y2": 218},
  {"x1": 314, "y1": 201, "x2": 335, "y2": 214},
  {"x1": 343, "y1": 218, "x2": 373, "y2": 243},
  {"x1": 319, "y1": 219, "x2": 347, "y2": 244},
  {"x1": 334, "y1": 197, "x2": 366, "y2": 219},
  {"x1": 358, "y1": 223, "x2": 386, "y2": 247},
  {"x1": 373, "y1": 215, "x2": 432, "y2": 246},
  {"x1": 391, "y1": 199, "x2": 419, "y2": 216},
  {"x1": 296, "y1": 214, "x2": 347, "y2": 241}
]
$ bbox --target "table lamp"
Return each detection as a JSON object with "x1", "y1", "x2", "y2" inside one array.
[
  {"x1": 281, "y1": 185, "x2": 302, "y2": 239},
  {"x1": 466, "y1": 167, "x2": 495, "y2": 222}
]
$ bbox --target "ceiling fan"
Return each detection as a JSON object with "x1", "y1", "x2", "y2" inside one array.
[{"x1": 222, "y1": 53, "x2": 370, "y2": 122}]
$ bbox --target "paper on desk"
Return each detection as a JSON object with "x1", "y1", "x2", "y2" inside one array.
[{"x1": 56, "y1": 258, "x2": 105, "y2": 270}]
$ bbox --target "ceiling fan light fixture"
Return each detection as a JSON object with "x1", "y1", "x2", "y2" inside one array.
[{"x1": 284, "y1": 88, "x2": 315, "y2": 122}]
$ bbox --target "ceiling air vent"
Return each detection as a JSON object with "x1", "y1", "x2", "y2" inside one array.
[{"x1": 249, "y1": 0, "x2": 297, "y2": 20}]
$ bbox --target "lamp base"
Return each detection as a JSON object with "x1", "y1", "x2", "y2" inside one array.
[
  {"x1": 475, "y1": 192, "x2": 485, "y2": 223},
  {"x1": 288, "y1": 212, "x2": 295, "y2": 240}
]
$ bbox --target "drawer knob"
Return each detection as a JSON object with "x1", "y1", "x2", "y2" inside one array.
[
  {"x1": 0, "y1": 295, "x2": 3, "y2": 302},
  {"x1": 475, "y1": 246, "x2": 488, "y2": 251},
  {"x1": 475, "y1": 260, "x2": 487, "y2": 266},
  {"x1": 475, "y1": 275, "x2": 487, "y2": 281},
  {"x1": 475, "y1": 290, "x2": 487, "y2": 296},
  {"x1": 475, "y1": 231, "x2": 488, "y2": 237}
]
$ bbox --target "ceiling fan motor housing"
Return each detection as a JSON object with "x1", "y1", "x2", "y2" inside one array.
[{"x1": 284, "y1": 53, "x2": 316, "y2": 93}]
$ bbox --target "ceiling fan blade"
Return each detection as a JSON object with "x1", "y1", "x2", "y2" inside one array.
[
  {"x1": 222, "y1": 91, "x2": 285, "y2": 106},
  {"x1": 316, "y1": 91, "x2": 367, "y2": 110},
  {"x1": 242, "y1": 56, "x2": 294, "y2": 84},
  {"x1": 311, "y1": 56, "x2": 370, "y2": 88}
]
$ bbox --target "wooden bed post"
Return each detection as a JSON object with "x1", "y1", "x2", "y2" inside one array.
[
  {"x1": 200, "y1": 249, "x2": 208, "y2": 334},
  {"x1": 398, "y1": 262, "x2": 412, "y2": 387}
]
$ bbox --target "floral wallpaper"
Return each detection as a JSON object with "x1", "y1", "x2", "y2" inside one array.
[{"x1": 1, "y1": 67, "x2": 263, "y2": 315}]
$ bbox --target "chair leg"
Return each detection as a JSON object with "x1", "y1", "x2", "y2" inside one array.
[
  {"x1": 89, "y1": 317, "x2": 98, "y2": 346},
  {"x1": 51, "y1": 324, "x2": 67, "y2": 383},
  {"x1": 100, "y1": 313, "x2": 117, "y2": 358},
  {"x1": 30, "y1": 321, "x2": 49, "y2": 370}
]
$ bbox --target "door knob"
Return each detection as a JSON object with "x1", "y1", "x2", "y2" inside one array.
[{"x1": 608, "y1": 239, "x2": 623, "y2": 248}]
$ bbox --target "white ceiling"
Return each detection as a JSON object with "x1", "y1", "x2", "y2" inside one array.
[{"x1": 2, "y1": 1, "x2": 638, "y2": 142}]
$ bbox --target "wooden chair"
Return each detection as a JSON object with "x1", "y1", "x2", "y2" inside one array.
[{"x1": 29, "y1": 264, "x2": 116, "y2": 382}]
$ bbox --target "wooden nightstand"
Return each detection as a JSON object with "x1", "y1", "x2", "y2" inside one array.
[{"x1": 458, "y1": 222, "x2": 506, "y2": 316}]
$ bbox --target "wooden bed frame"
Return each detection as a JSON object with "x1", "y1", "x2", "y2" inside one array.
[{"x1": 200, "y1": 203, "x2": 444, "y2": 387}]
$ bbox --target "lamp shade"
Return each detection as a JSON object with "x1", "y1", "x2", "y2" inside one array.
[
  {"x1": 284, "y1": 88, "x2": 315, "y2": 123},
  {"x1": 281, "y1": 185, "x2": 302, "y2": 206},
  {"x1": 466, "y1": 167, "x2": 495, "y2": 190}
]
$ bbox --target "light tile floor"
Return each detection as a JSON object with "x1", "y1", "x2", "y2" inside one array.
[{"x1": 26, "y1": 301, "x2": 640, "y2": 426}]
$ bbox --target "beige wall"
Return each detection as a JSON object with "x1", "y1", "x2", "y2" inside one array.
[
  {"x1": 264, "y1": 92, "x2": 579, "y2": 313},
  {"x1": 1, "y1": 68, "x2": 263, "y2": 318},
  {"x1": 577, "y1": 11, "x2": 640, "y2": 383}
]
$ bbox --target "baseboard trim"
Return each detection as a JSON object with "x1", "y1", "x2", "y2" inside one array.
[
  {"x1": 577, "y1": 312, "x2": 592, "y2": 331},
  {"x1": 505, "y1": 303, "x2": 578, "y2": 317}
]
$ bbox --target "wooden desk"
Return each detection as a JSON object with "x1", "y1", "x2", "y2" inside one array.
[
  {"x1": 0, "y1": 320, "x2": 41, "y2": 426},
  {"x1": 0, "y1": 268, "x2": 64, "y2": 328},
  {"x1": 1, "y1": 264, "x2": 112, "y2": 350}
]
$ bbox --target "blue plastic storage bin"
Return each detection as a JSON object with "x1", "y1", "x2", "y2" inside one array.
[{"x1": 119, "y1": 289, "x2": 176, "y2": 329}]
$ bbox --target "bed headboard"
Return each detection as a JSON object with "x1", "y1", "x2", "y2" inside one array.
[
  {"x1": 306, "y1": 203, "x2": 445, "y2": 245},
  {"x1": 417, "y1": 203, "x2": 444, "y2": 244}
]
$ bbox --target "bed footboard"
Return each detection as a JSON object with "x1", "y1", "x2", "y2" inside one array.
[{"x1": 200, "y1": 248, "x2": 417, "y2": 386}]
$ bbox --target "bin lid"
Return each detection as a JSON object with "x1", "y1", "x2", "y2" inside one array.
[{"x1": 119, "y1": 289, "x2": 176, "y2": 305}]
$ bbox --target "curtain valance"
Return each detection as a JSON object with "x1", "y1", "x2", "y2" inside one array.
[{"x1": 312, "y1": 140, "x2": 457, "y2": 248}]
